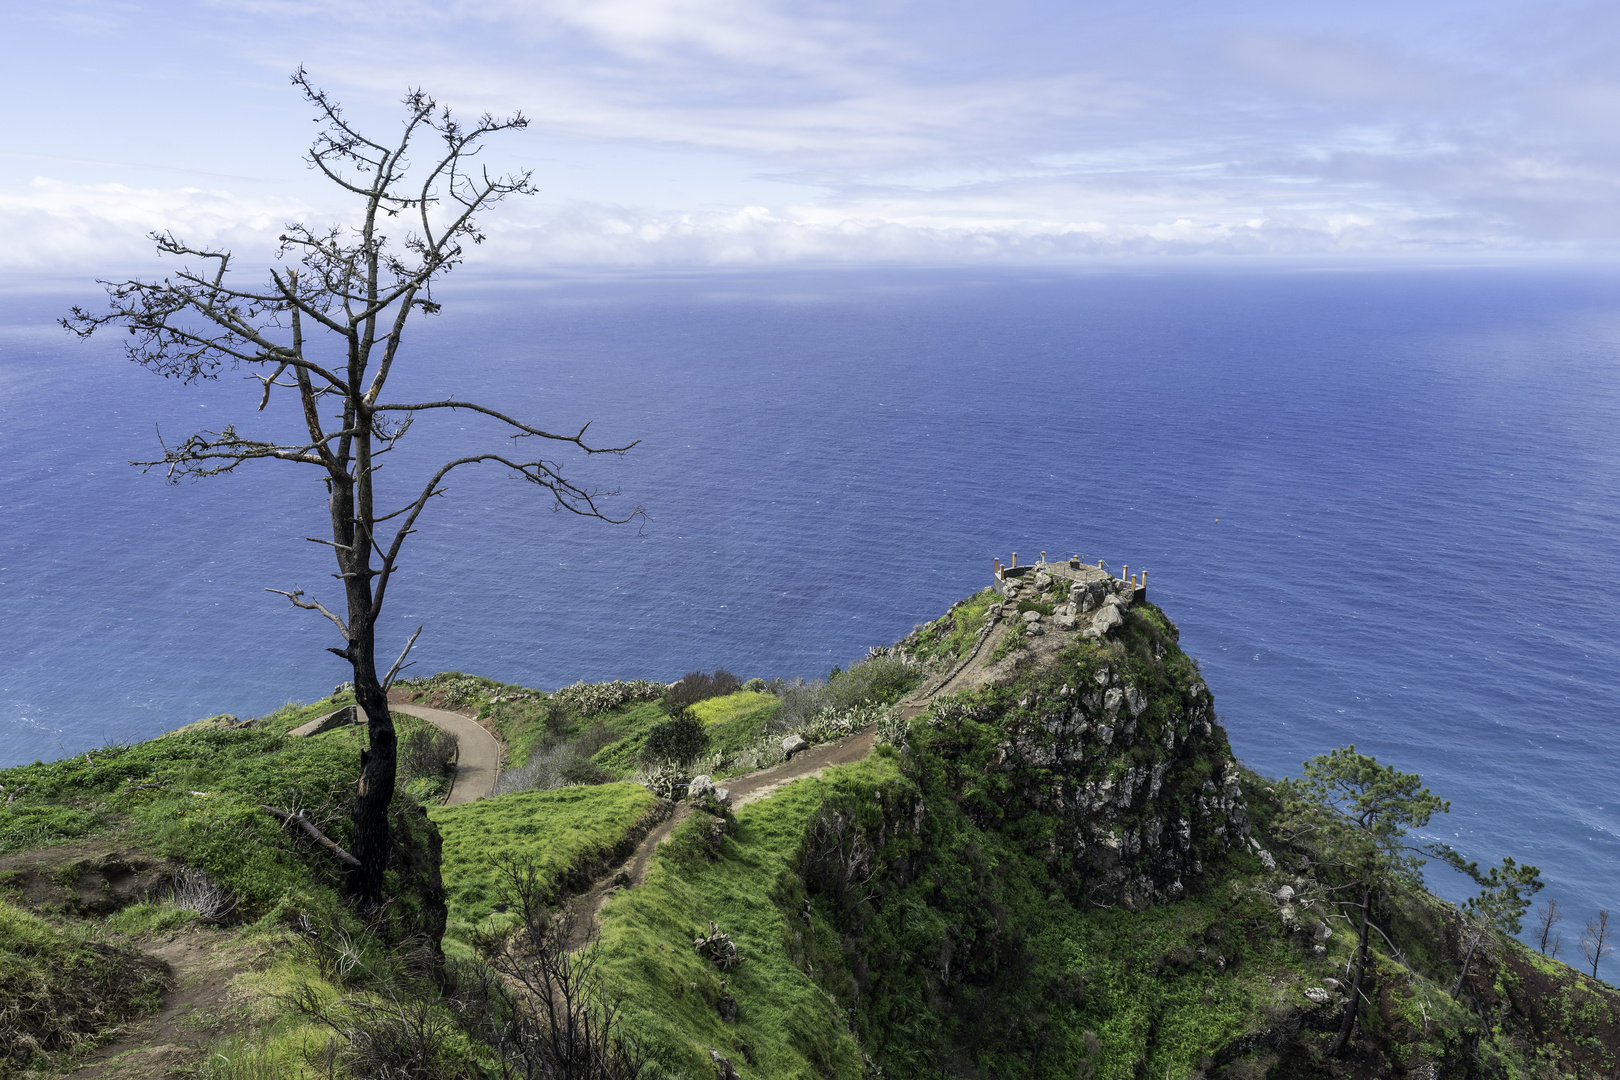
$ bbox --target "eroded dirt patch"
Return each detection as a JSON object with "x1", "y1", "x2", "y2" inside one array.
[{"x1": 67, "y1": 928, "x2": 258, "y2": 1080}]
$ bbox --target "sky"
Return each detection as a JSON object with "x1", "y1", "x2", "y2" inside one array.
[{"x1": 5, "y1": 0, "x2": 1620, "y2": 269}]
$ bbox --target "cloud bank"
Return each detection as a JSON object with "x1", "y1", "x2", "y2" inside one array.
[{"x1": 4, "y1": 0, "x2": 1619, "y2": 268}]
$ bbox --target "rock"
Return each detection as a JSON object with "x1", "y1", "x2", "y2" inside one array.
[
  {"x1": 710, "y1": 1049, "x2": 740, "y2": 1079},
  {"x1": 1257, "y1": 848, "x2": 1277, "y2": 872},
  {"x1": 689, "y1": 775, "x2": 716, "y2": 802},
  {"x1": 718, "y1": 993, "x2": 738, "y2": 1023},
  {"x1": 287, "y1": 705, "x2": 356, "y2": 738},
  {"x1": 1125, "y1": 687, "x2": 1146, "y2": 716},
  {"x1": 1304, "y1": 987, "x2": 1331, "y2": 1005},
  {"x1": 1056, "y1": 613, "x2": 1078, "y2": 630},
  {"x1": 1103, "y1": 688, "x2": 1123, "y2": 715},
  {"x1": 782, "y1": 734, "x2": 808, "y2": 759},
  {"x1": 1276, "y1": 884, "x2": 1295, "y2": 901},
  {"x1": 1322, "y1": 977, "x2": 1341, "y2": 991},
  {"x1": 1314, "y1": 922, "x2": 1333, "y2": 942},
  {"x1": 1021, "y1": 609, "x2": 1042, "y2": 623},
  {"x1": 1091, "y1": 605, "x2": 1123, "y2": 635},
  {"x1": 1097, "y1": 725, "x2": 1114, "y2": 745},
  {"x1": 713, "y1": 787, "x2": 731, "y2": 806}
]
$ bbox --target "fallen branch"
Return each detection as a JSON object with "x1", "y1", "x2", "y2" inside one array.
[{"x1": 261, "y1": 804, "x2": 361, "y2": 867}]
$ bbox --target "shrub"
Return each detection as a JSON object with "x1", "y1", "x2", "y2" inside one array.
[
  {"x1": 824, "y1": 654, "x2": 921, "y2": 711},
  {"x1": 551, "y1": 680, "x2": 667, "y2": 718},
  {"x1": 662, "y1": 669, "x2": 742, "y2": 713},
  {"x1": 643, "y1": 715, "x2": 709, "y2": 765},
  {"x1": 769, "y1": 676, "x2": 829, "y2": 731},
  {"x1": 495, "y1": 743, "x2": 612, "y2": 796},
  {"x1": 400, "y1": 721, "x2": 458, "y2": 783}
]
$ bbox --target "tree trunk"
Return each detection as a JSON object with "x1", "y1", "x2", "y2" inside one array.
[
  {"x1": 1451, "y1": 928, "x2": 1482, "y2": 999},
  {"x1": 1331, "y1": 885, "x2": 1372, "y2": 1058},
  {"x1": 348, "y1": 623, "x2": 395, "y2": 905}
]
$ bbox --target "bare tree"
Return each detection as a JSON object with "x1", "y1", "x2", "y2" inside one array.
[
  {"x1": 1535, "y1": 897, "x2": 1563, "y2": 958},
  {"x1": 64, "y1": 70, "x2": 639, "y2": 904},
  {"x1": 1580, "y1": 910, "x2": 1613, "y2": 980},
  {"x1": 463, "y1": 856, "x2": 659, "y2": 1079}
]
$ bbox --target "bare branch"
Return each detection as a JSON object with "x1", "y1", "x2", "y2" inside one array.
[
  {"x1": 266, "y1": 587, "x2": 349, "y2": 638},
  {"x1": 375, "y1": 400, "x2": 640, "y2": 453},
  {"x1": 382, "y1": 625, "x2": 423, "y2": 691},
  {"x1": 261, "y1": 804, "x2": 360, "y2": 867}
]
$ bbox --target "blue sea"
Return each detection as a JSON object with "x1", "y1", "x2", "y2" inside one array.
[{"x1": 3, "y1": 266, "x2": 1618, "y2": 962}]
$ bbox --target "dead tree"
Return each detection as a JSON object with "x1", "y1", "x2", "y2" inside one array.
[
  {"x1": 1580, "y1": 910, "x2": 1613, "y2": 980},
  {"x1": 64, "y1": 69, "x2": 640, "y2": 904},
  {"x1": 1535, "y1": 897, "x2": 1563, "y2": 958}
]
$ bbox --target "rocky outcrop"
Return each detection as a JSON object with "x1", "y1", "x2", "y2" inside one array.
[{"x1": 927, "y1": 594, "x2": 1247, "y2": 910}]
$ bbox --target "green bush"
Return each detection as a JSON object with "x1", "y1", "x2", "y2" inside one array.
[
  {"x1": 643, "y1": 715, "x2": 709, "y2": 765},
  {"x1": 824, "y1": 655, "x2": 920, "y2": 711}
]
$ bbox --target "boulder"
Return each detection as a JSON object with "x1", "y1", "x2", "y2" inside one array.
[
  {"x1": 783, "y1": 734, "x2": 808, "y2": 759},
  {"x1": 1021, "y1": 609, "x2": 1042, "y2": 623},
  {"x1": 1304, "y1": 987, "x2": 1331, "y2": 1005},
  {"x1": 688, "y1": 775, "x2": 716, "y2": 802},
  {"x1": 287, "y1": 705, "x2": 356, "y2": 738},
  {"x1": 1055, "y1": 613, "x2": 1078, "y2": 630},
  {"x1": 1090, "y1": 605, "x2": 1123, "y2": 635},
  {"x1": 713, "y1": 787, "x2": 731, "y2": 806}
]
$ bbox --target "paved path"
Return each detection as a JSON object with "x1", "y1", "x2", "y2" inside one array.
[{"x1": 392, "y1": 703, "x2": 502, "y2": 805}]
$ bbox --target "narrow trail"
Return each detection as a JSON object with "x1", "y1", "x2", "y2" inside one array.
[
  {"x1": 560, "y1": 630, "x2": 1016, "y2": 947},
  {"x1": 563, "y1": 723, "x2": 882, "y2": 947},
  {"x1": 391, "y1": 702, "x2": 502, "y2": 804},
  {"x1": 896, "y1": 614, "x2": 1012, "y2": 719}
]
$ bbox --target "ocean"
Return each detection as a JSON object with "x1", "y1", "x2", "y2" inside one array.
[{"x1": 3, "y1": 265, "x2": 1617, "y2": 960}]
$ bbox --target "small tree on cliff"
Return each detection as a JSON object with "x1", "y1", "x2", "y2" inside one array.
[
  {"x1": 1279, "y1": 747, "x2": 1449, "y2": 1057},
  {"x1": 64, "y1": 70, "x2": 639, "y2": 904},
  {"x1": 1280, "y1": 746, "x2": 1541, "y2": 1056}
]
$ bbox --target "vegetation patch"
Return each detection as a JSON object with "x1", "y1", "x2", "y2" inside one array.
[
  {"x1": 0, "y1": 898, "x2": 167, "y2": 1073},
  {"x1": 430, "y1": 782, "x2": 660, "y2": 944},
  {"x1": 596, "y1": 755, "x2": 911, "y2": 1079}
]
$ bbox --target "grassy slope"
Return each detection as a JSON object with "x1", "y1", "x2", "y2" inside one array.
[
  {"x1": 906, "y1": 587, "x2": 999, "y2": 665},
  {"x1": 0, "y1": 899, "x2": 167, "y2": 1073},
  {"x1": 430, "y1": 782, "x2": 659, "y2": 954},
  {"x1": 691, "y1": 691, "x2": 782, "y2": 757},
  {"x1": 595, "y1": 755, "x2": 912, "y2": 1080},
  {"x1": 590, "y1": 701, "x2": 675, "y2": 774}
]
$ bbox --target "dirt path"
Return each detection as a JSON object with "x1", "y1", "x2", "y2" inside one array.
[
  {"x1": 896, "y1": 614, "x2": 1012, "y2": 720},
  {"x1": 67, "y1": 928, "x2": 254, "y2": 1079},
  {"x1": 564, "y1": 723, "x2": 882, "y2": 946},
  {"x1": 391, "y1": 702, "x2": 502, "y2": 804}
]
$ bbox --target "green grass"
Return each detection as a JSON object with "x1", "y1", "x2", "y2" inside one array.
[
  {"x1": 691, "y1": 692, "x2": 782, "y2": 756},
  {"x1": 595, "y1": 755, "x2": 909, "y2": 1080},
  {"x1": 430, "y1": 782, "x2": 658, "y2": 954},
  {"x1": 910, "y1": 588, "x2": 1000, "y2": 664},
  {"x1": 589, "y1": 701, "x2": 676, "y2": 773},
  {"x1": 0, "y1": 722, "x2": 364, "y2": 918},
  {"x1": 1, "y1": 898, "x2": 167, "y2": 1073},
  {"x1": 988, "y1": 618, "x2": 1026, "y2": 662}
]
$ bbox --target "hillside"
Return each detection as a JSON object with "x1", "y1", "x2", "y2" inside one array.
[{"x1": 1, "y1": 565, "x2": 1616, "y2": 1078}]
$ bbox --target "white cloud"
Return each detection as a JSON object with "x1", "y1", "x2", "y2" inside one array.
[
  {"x1": 0, "y1": 178, "x2": 310, "y2": 271},
  {"x1": 7, "y1": 0, "x2": 1620, "y2": 266}
]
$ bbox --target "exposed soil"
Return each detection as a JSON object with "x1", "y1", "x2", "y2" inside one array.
[
  {"x1": 0, "y1": 841, "x2": 178, "y2": 917},
  {"x1": 66, "y1": 928, "x2": 259, "y2": 1080}
]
